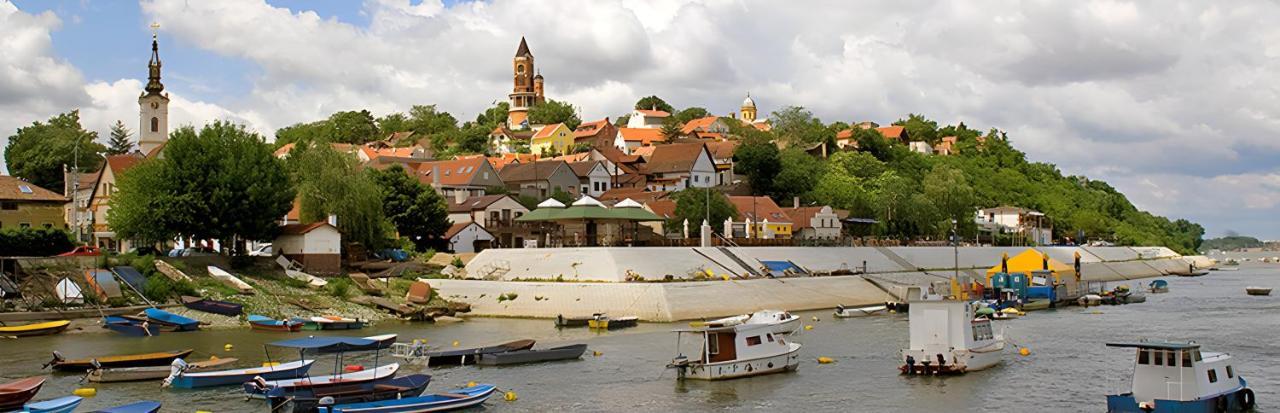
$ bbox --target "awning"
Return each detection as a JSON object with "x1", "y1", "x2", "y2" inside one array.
[
  {"x1": 517, "y1": 205, "x2": 664, "y2": 222},
  {"x1": 270, "y1": 336, "x2": 377, "y2": 352}
]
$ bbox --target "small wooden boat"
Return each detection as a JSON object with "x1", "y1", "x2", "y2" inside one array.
[
  {"x1": 554, "y1": 314, "x2": 592, "y2": 328},
  {"x1": 249, "y1": 315, "x2": 303, "y2": 332},
  {"x1": 587, "y1": 313, "x2": 638, "y2": 330},
  {"x1": 181, "y1": 295, "x2": 243, "y2": 317},
  {"x1": 477, "y1": 343, "x2": 587, "y2": 366},
  {"x1": 0, "y1": 376, "x2": 45, "y2": 411},
  {"x1": 207, "y1": 265, "x2": 255, "y2": 294},
  {"x1": 834, "y1": 304, "x2": 887, "y2": 318},
  {"x1": 1246, "y1": 287, "x2": 1272, "y2": 296},
  {"x1": 266, "y1": 374, "x2": 431, "y2": 413},
  {"x1": 21, "y1": 395, "x2": 82, "y2": 413},
  {"x1": 102, "y1": 316, "x2": 161, "y2": 337},
  {"x1": 425, "y1": 339, "x2": 536, "y2": 367},
  {"x1": 89, "y1": 357, "x2": 238, "y2": 383},
  {"x1": 84, "y1": 269, "x2": 123, "y2": 300},
  {"x1": 0, "y1": 320, "x2": 71, "y2": 337},
  {"x1": 90, "y1": 400, "x2": 161, "y2": 413},
  {"x1": 46, "y1": 349, "x2": 194, "y2": 372},
  {"x1": 154, "y1": 260, "x2": 192, "y2": 282},
  {"x1": 316, "y1": 383, "x2": 497, "y2": 413},
  {"x1": 165, "y1": 359, "x2": 315, "y2": 389},
  {"x1": 1147, "y1": 279, "x2": 1169, "y2": 294},
  {"x1": 143, "y1": 308, "x2": 200, "y2": 331},
  {"x1": 244, "y1": 363, "x2": 400, "y2": 399},
  {"x1": 286, "y1": 269, "x2": 329, "y2": 289}
]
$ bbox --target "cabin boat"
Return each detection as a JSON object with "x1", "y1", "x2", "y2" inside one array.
[
  {"x1": 668, "y1": 321, "x2": 801, "y2": 380},
  {"x1": 834, "y1": 304, "x2": 888, "y2": 318},
  {"x1": 1105, "y1": 341, "x2": 1255, "y2": 412},
  {"x1": 700, "y1": 310, "x2": 800, "y2": 335},
  {"x1": 899, "y1": 300, "x2": 1005, "y2": 375}
]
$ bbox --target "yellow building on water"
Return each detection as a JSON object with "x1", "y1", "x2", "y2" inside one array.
[{"x1": 530, "y1": 123, "x2": 573, "y2": 155}]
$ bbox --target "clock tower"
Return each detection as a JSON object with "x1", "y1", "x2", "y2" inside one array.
[
  {"x1": 138, "y1": 30, "x2": 169, "y2": 156},
  {"x1": 507, "y1": 37, "x2": 545, "y2": 129}
]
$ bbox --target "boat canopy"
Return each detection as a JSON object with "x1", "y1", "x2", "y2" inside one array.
[
  {"x1": 985, "y1": 248, "x2": 1077, "y2": 282},
  {"x1": 271, "y1": 336, "x2": 378, "y2": 352},
  {"x1": 1105, "y1": 341, "x2": 1200, "y2": 350}
]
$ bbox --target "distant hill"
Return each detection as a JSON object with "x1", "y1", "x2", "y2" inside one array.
[{"x1": 1200, "y1": 236, "x2": 1263, "y2": 252}]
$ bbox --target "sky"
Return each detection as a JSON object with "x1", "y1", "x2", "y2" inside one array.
[{"x1": 2, "y1": 0, "x2": 1279, "y2": 240}]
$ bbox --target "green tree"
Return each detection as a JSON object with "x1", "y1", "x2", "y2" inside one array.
[
  {"x1": 670, "y1": 188, "x2": 738, "y2": 234},
  {"x1": 289, "y1": 144, "x2": 390, "y2": 249},
  {"x1": 369, "y1": 165, "x2": 451, "y2": 250},
  {"x1": 453, "y1": 124, "x2": 491, "y2": 154},
  {"x1": 614, "y1": 114, "x2": 631, "y2": 127},
  {"x1": 275, "y1": 120, "x2": 331, "y2": 148},
  {"x1": 922, "y1": 164, "x2": 977, "y2": 238},
  {"x1": 828, "y1": 151, "x2": 887, "y2": 179},
  {"x1": 734, "y1": 135, "x2": 781, "y2": 195},
  {"x1": 527, "y1": 99, "x2": 581, "y2": 130},
  {"x1": 328, "y1": 110, "x2": 380, "y2": 144},
  {"x1": 769, "y1": 106, "x2": 830, "y2": 147},
  {"x1": 474, "y1": 102, "x2": 510, "y2": 129},
  {"x1": 634, "y1": 95, "x2": 674, "y2": 114},
  {"x1": 771, "y1": 149, "x2": 823, "y2": 201},
  {"x1": 893, "y1": 113, "x2": 939, "y2": 144},
  {"x1": 809, "y1": 167, "x2": 874, "y2": 218},
  {"x1": 852, "y1": 127, "x2": 893, "y2": 161},
  {"x1": 5, "y1": 110, "x2": 105, "y2": 191},
  {"x1": 376, "y1": 112, "x2": 411, "y2": 134},
  {"x1": 407, "y1": 104, "x2": 459, "y2": 136},
  {"x1": 671, "y1": 107, "x2": 711, "y2": 125},
  {"x1": 106, "y1": 120, "x2": 134, "y2": 155},
  {"x1": 659, "y1": 119, "x2": 683, "y2": 141}
]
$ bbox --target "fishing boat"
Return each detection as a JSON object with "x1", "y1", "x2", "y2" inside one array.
[
  {"x1": 425, "y1": 339, "x2": 536, "y2": 367},
  {"x1": 295, "y1": 316, "x2": 365, "y2": 331},
  {"x1": 20, "y1": 396, "x2": 82, "y2": 413},
  {"x1": 668, "y1": 320, "x2": 801, "y2": 380},
  {"x1": 181, "y1": 295, "x2": 243, "y2": 316},
  {"x1": 90, "y1": 400, "x2": 162, "y2": 413},
  {"x1": 900, "y1": 300, "x2": 1005, "y2": 375},
  {"x1": 554, "y1": 314, "x2": 592, "y2": 328},
  {"x1": 315, "y1": 383, "x2": 497, "y2": 413},
  {"x1": 0, "y1": 320, "x2": 71, "y2": 337},
  {"x1": 245, "y1": 363, "x2": 399, "y2": 398},
  {"x1": 1147, "y1": 280, "x2": 1169, "y2": 294},
  {"x1": 0, "y1": 376, "x2": 45, "y2": 411},
  {"x1": 207, "y1": 265, "x2": 255, "y2": 294},
  {"x1": 834, "y1": 304, "x2": 888, "y2": 318},
  {"x1": 587, "y1": 313, "x2": 638, "y2": 330},
  {"x1": 88, "y1": 357, "x2": 237, "y2": 383},
  {"x1": 164, "y1": 359, "x2": 315, "y2": 389},
  {"x1": 143, "y1": 308, "x2": 200, "y2": 331},
  {"x1": 1105, "y1": 341, "x2": 1255, "y2": 412},
  {"x1": 249, "y1": 314, "x2": 304, "y2": 332},
  {"x1": 102, "y1": 315, "x2": 161, "y2": 337},
  {"x1": 699, "y1": 310, "x2": 800, "y2": 335},
  {"x1": 46, "y1": 349, "x2": 193, "y2": 372},
  {"x1": 477, "y1": 343, "x2": 588, "y2": 366},
  {"x1": 265, "y1": 374, "x2": 431, "y2": 413},
  {"x1": 247, "y1": 336, "x2": 401, "y2": 404},
  {"x1": 1245, "y1": 287, "x2": 1271, "y2": 296}
]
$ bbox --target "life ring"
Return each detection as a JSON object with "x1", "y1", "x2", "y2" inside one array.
[{"x1": 1238, "y1": 388, "x2": 1255, "y2": 411}]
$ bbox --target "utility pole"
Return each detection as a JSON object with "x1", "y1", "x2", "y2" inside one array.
[{"x1": 951, "y1": 218, "x2": 959, "y2": 283}]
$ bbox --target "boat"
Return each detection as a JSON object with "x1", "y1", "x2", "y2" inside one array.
[
  {"x1": 207, "y1": 265, "x2": 255, "y2": 294},
  {"x1": 295, "y1": 316, "x2": 365, "y2": 331},
  {"x1": 245, "y1": 363, "x2": 399, "y2": 399},
  {"x1": 477, "y1": 343, "x2": 588, "y2": 366},
  {"x1": 1105, "y1": 341, "x2": 1255, "y2": 412},
  {"x1": 20, "y1": 396, "x2": 82, "y2": 413},
  {"x1": 46, "y1": 349, "x2": 194, "y2": 372},
  {"x1": 89, "y1": 400, "x2": 162, "y2": 413},
  {"x1": 53, "y1": 277, "x2": 84, "y2": 304},
  {"x1": 587, "y1": 313, "x2": 638, "y2": 330},
  {"x1": 899, "y1": 300, "x2": 1005, "y2": 375},
  {"x1": 1078, "y1": 294, "x2": 1103, "y2": 307},
  {"x1": 143, "y1": 308, "x2": 200, "y2": 331},
  {"x1": 88, "y1": 357, "x2": 237, "y2": 383},
  {"x1": 1246, "y1": 287, "x2": 1271, "y2": 296},
  {"x1": 165, "y1": 359, "x2": 315, "y2": 389},
  {"x1": 84, "y1": 269, "x2": 123, "y2": 300},
  {"x1": 102, "y1": 315, "x2": 161, "y2": 337},
  {"x1": 315, "y1": 383, "x2": 497, "y2": 413},
  {"x1": 0, "y1": 320, "x2": 71, "y2": 337},
  {"x1": 554, "y1": 314, "x2": 592, "y2": 328},
  {"x1": 668, "y1": 320, "x2": 801, "y2": 380},
  {"x1": 265, "y1": 374, "x2": 431, "y2": 413},
  {"x1": 1021, "y1": 298, "x2": 1052, "y2": 311},
  {"x1": 249, "y1": 314, "x2": 304, "y2": 332},
  {"x1": 1214, "y1": 266, "x2": 1240, "y2": 272},
  {"x1": 0, "y1": 376, "x2": 45, "y2": 411},
  {"x1": 111, "y1": 266, "x2": 149, "y2": 295},
  {"x1": 180, "y1": 295, "x2": 243, "y2": 317},
  {"x1": 834, "y1": 304, "x2": 888, "y2": 318},
  {"x1": 425, "y1": 339, "x2": 536, "y2": 367},
  {"x1": 699, "y1": 310, "x2": 800, "y2": 335},
  {"x1": 287, "y1": 269, "x2": 329, "y2": 289},
  {"x1": 1147, "y1": 280, "x2": 1169, "y2": 294}
]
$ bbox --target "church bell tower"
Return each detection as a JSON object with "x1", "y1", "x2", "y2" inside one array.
[
  {"x1": 138, "y1": 27, "x2": 169, "y2": 156},
  {"x1": 508, "y1": 37, "x2": 544, "y2": 129}
]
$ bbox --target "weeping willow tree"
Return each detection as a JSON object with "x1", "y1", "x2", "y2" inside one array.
[{"x1": 287, "y1": 144, "x2": 392, "y2": 249}]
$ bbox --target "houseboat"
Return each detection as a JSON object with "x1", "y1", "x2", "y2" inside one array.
[
  {"x1": 899, "y1": 299, "x2": 1005, "y2": 375},
  {"x1": 667, "y1": 321, "x2": 801, "y2": 380},
  {"x1": 1105, "y1": 341, "x2": 1255, "y2": 412}
]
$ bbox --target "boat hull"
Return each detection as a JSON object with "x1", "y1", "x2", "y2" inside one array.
[
  {"x1": 676, "y1": 344, "x2": 801, "y2": 380},
  {"x1": 51, "y1": 349, "x2": 193, "y2": 372},
  {"x1": 267, "y1": 374, "x2": 431, "y2": 413},
  {"x1": 0, "y1": 320, "x2": 71, "y2": 337},
  {"x1": 477, "y1": 344, "x2": 587, "y2": 366},
  {"x1": 244, "y1": 363, "x2": 400, "y2": 399},
  {"x1": 317, "y1": 384, "x2": 496, "y2": 413},
  {"x1": 554, "y1": 315, "x2": 591, "y2": 328},
  {"x1": 901, "y1": 341, "x2": 1005, "y2": 375},
  {"x1": 89, "y1": 358, "x2": 237, "y2": 383},
  {"x1": 834, "y1": 305, "x2": 887, "y2": 318},
  {"x1": 95, "y1": 401, "x2": 162, "y2": 413},
  {"x1": 1106, "y1": 387, "x2": 1254, "y2": 413},
  {"x1": 0, "y1": 376, "x2": 45, "y2": 411},
  {"x1": 1245, "y1": 287, "x2": 1271, "y2": 296},
  {"x1": 22, "y1": 396, "x2": 82, "y2": 413},
  {"x1": 181, "y1": 296, "x2": 243, "y2": 317},
  {"x1": 144, "y1": 308, "x2": 200, "y2": 331},
  {"x1": 425, "y1": 339, "x2": 535, "y2": 367},
  {"x1": 168, "y1": 360, "x2": 314, "y2": 389}
]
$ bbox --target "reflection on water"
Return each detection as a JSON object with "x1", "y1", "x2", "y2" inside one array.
[{"x1": 2, "y1": 265, "x2": 1277, "y2": 412}]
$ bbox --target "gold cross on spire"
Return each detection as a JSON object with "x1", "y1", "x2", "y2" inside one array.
[{"x1": 150, "y1": 22, "x2": 160, "y2": 39}]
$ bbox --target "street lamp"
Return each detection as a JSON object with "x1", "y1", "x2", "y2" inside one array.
[{"x1": 951, "y1": 218, "x2": 959, "y2": 286}]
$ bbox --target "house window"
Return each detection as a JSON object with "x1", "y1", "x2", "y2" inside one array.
[
  {"x1": 1208, "y1": 368, "x2": 1218, "y2": 383},
  {"x1": 746, "y1": 336, "x2": 762, "y2": 346},
  {"x1": 151, "y1": 117, "x2": 159, "y2": 132},
  {"x1": 0, "y1": 202, "x2": 15, "y2": 210},
  {"x1": 707, "y1": 333, "x2": 720, "y2": 355}
]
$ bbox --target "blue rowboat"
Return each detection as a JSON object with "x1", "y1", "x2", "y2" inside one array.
[
  {"x1": 181, "y1": 295, "x2": 242, "y2": 317},
  {"x1": 166, "y1": 359, "x2": 314, "y2": 389},
  {"x1": 103, "y1": 316, "x2": 160, "y2": 337},
  {"x1": 144, "y1": 308, "x2": 200, "y2": 331},
  {"x1": 89, "y1": 400, "x2": 161, "y2": 413},
  {"x1": 266, "y1": 374, "x2": 431, "y2": 413},
  {"x1": 317, "y1": 384, "x2": 496, "y2": 413},
  {"x1": 21, "y1": 396, "x2": 82, "y2": 413}
]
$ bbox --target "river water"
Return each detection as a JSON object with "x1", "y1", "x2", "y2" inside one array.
[{"x1": 3, "y1": 264, "x2": 1277, "y2": 412}]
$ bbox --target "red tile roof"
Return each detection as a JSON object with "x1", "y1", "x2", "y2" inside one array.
[
  {"x1": 728, "y1": 196, "x2": 790, "y2": 223},
  {"x1": 705, "y1": 140, "x2": 739, "y2": 160},
  {"x1": 876, "y1": 126, "x2": 906, "y2": 140},
  {"x1": 105, "y1": 154, "x2": 144, "y2": 175},
  {"x1": 567, "y1": 161, "x2": 603, "y2": 178},
  {"x1": 784, "y1": 207, "x2": 849, "y2": 229},
  {"x1": 618, "y1": 128, "x2": 666, "y2": 145},
  {"x1": 532, "y1": 123, "x2": 566, "y2": 140},
  {"x1": 680, "y1": 116, "x2": 721, "y2": 134},
  {"x1": 634, "y1": 109, "x2": 670, "y2": 117},
  {"x1": 415, "y1": 156, "x2": 490, "y2": 186},
  {"x1": 573, "y1": 118, "x2": 610, "y2": 139},
  {"x1": 0, "y1": 175, "x2": 65, "y2": 202},
  {"x1": 630, "y1": 146, "x2": 657, "y2": 158},
  {"x1": 646, "y1": 199, "x2": 677, "y2": 219},
  {"x1": 498, "y1": 160, "x2": 568, "y2": 182},
  {"x1": 641, "y1": 142, "x2": 709, "y2": 174},
  {"x1": 447, "y1": 194, "x2": 514, "y2": 213},
  {"x1": 486, "y1": 153, "x2": 538, "y2": 170},
  {"x1": 444, "y1": 222, "x2": 490, "y2": 240}
]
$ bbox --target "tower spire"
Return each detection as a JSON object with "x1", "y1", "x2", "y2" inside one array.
[
  {"x1": 515, "y1": 36, "x2": 531, "y2": 57},
  {"x1": 145, "y1": 23, "x2": 164, "y2": 95}
]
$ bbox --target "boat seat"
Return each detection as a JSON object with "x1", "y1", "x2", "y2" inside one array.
[{"x1": 433, "y1": 392, "x2": 471, "y2": 399}]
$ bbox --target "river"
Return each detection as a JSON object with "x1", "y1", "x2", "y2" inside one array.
[{"x1": 3, "y1": 263, "x2": 1276, "y2": 412}]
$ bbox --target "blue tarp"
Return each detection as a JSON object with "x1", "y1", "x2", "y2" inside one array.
[
  {"x1": 112, "y1": 266, "x2": 147, "y2": 293},
  {"x1": 270, "y1": 336, "x2": 378, "y2": 353},
  {"x1": 760, "y1": 260, "x2": 806, "y2": 277}
]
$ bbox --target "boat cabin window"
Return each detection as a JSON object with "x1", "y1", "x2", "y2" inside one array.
[
  {"x1": 1226, "y1": 366, "x2": 1234, "y2": 379},
  {"x1": 707, "y1": 333, "x2": 720, "y2": 355},
  {"x1": 1193, "y1": 349, "x2": 1202, "y2": 362},
  {"x1": 766, "y1": 334, "x2": 775, "y2": 342},
  {"x1": 1138, "y1": 349, "x2": 1149, "y2": 365},
  {"x1": 1181, "y1": 351, "x2": 1192, "y2": 367},
  {"x1": 971, "y1": 321, "x2": 994, "y2": 341},
  {"x1": 1208, "y1": 368, "x2": 1218, "y2": 383},
  {"x1": 1153, "y1": 350, "x2": 1163, "y2": 366},
  {"x1": 1165, "y1": 351, "x2": 1177, "y2": 367},
  {"x1": 746, "y1": 336, "x2": 762, "y2": 346}
]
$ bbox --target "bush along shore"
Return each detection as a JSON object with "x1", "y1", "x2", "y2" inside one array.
[{"x1": 1, "y1": 252, "x2": 468, "y2": 331}]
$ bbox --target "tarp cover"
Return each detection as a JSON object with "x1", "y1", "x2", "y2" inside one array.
[
  {"x1": 271, "y1": 336, "x2": 378, "y2": 353},
  {"x1": 113, "y1": 266, "x2": 147, "y2": 293}
]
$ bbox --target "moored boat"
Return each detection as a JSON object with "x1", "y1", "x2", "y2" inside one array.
[
  {"x1": 143, "y1": 308, "x2": 200, "y2": 331},
  {"x1": 1147, "y1": 280, "x2": 1169, "y2": 294},
  {"x1": 299, "y1": 316, "x2": 365, "y2": 331},
  {"x1": 20, "y1": 395, "x2": 82, "y2": 413},
  {"x1": 587, "y1": 313, "x2": 638, "y2": 330},
  {"x1": 102, "y1": 315, "x2": 161, "y2": 337},
  {"x1": 164, "y1": 359, "x2": 315, "y2": 389},
  {"x1": 0, "y1": 376, "x2": 45, "y2": 411},
  {"x1": 1105, "y1": 341, "x2": 1255, "y2": 412},
  {"x1": 249, "y1": 314, "x2": 304, "y2": 332},
  {"x1": 90, "y1": 400, "x2": 162, "y2": 413},
  {"x1": 244, "y1": 363, "x2": 399, "y2": 399},
  {"x1": 834, "y1": 304, "x2": 888, "y2": 318},
  {"x1": 1245, "y1": 286, "x2": 1271, "y2": 296},
  {"x1": 668, "y1": 320, "x2": 801, "y2": 380},
  {"x1": 88, "y1": 357, "x2": 237, "y2": 383},
  {"x1": 900, "y1": 300, "x2": 1005, "y2": 375},
  {"x1": 554, "y1": 314, "x2": 592, "y2": 328},
  {"x1": 207, "y1": 265, "x2": 255, "y2": 294},
  {"x1": 315, "y1": 383, "x2": 497, "y2": 413},
  {"x1": 699, "y1": 310, "x2": 800, "y2": 335},
  {"x1": 265, "y1": 374, "x2": 431, "y2": 413},
  {"x1": 181, "y1": 295, "x2": 243, "y2": 317},
  {"x1": 46, "y1": 349, "x2": 193, "y2": 372},
  {"x1": 425, "y1": 339, "x2": 536, "y2": 367},
  {"x1": 477, "y1": 343, "x2": 588, "y2": 366},
  {"x1": 1078, "y1": 294, "x2": 1103, "y2": 307},
  {"x1": 0, "y1": 320, "x2": 71, "y2": 337}
]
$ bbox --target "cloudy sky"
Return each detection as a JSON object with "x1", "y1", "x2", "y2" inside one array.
[{"x1": 2, "y1": 0, "x2": 1279, "y2": 239}]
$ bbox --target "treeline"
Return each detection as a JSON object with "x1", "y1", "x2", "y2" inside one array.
[{"x1": 1200, "y1": 236, "x2": 1263, "y2": 251}]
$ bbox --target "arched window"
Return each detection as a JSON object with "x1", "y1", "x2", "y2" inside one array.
[{"x1": 150, "y1": 117, "x2": 159, "y2": 132}]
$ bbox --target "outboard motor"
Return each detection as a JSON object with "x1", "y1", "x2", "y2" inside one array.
[
  {"x1": 904, "y1": 355, "x2": 915, "y2": 375},
  {"x1": 162, "y1": 358, "x2": 188, "y2": 388}
]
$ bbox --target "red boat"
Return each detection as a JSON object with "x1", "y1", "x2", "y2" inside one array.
[{"x1": 0, "y1": 376, "x2": 45, "y2": 411}]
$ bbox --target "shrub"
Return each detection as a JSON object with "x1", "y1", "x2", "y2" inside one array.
[
  {"x1": 142, "y1": 276, "x2": 197, "y2": 302},
  {"x1": 451, "y1": 257, "x2": 464, "y2": 268},
  {"x1": 327, "y1": 278, "x2": 354, "y2": 299},
  {"x1": 0, "y1": 228, "x2": 75, "y2": 256}
]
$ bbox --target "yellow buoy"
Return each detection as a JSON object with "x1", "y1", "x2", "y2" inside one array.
[
  {"x1": 1019, "y1": 347, "x2": 1031, "y2": 357},
  {"x1": 721, "y1": 275, "x2": 730, "y2": 281},
  {"x1": 73, "y1": 388, "x2": 96, "y2": 397},
  {"x1": 452, "y1": 340, "x2": 460, "y2": 347},
  {"x1": 467, "y1": 381, "x2": 477, "y2": 388},
  {"x1": 804, "y1": 325, "x2": 814, "y2": 331},
  {"x1": 592, "y1": 351, "x2": 602, "y2": 357},
  {"x1": 504, "y1": 391, "x2": 518, "y2": 401},
  {"x1": 811, "y1": 316, "x2": 819, "y2": 322},
  {"x1": 817, "y1": 356, "x2": 834, "y2": 364},
  {"x1": 224, "y1": 344, "x2": 233, "y2": 351}
]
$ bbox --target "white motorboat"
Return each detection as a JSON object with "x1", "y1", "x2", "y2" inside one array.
[
  {"x1": 1105, "y1": 341, "x2": 1255, "y2": 412},
  {"x1": 668, "y1": 321, "x2": 801, "y2": 380},
  {"x1": 1078, "y1": 294, "x2": 1103, "y2": 307},
  {"x1": 207, "y1": 266, "x2": 255, "y2": 294},
  {"x1": 899, "y1": 300, "x2": 1005, "y2": 375},
  {"x1": 834, "y1": 304, "x2": 887, "y2": 318},
  {"x1": 698, "y1": 310, "x2": 800, "y2": 335}
]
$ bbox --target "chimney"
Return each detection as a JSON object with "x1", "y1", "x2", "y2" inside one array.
[
  {"x1": 327, "y1": 214, "x2": 338, "y2": 226},
  {"x1": 793, "y1": 196, "x2": 800, "y2": 209},
  {"x1": 454, "y1": 189, "x2": 467, "y2": 205},
  {"x1": 431, "y1": 165, "x2": 441, "y2": 188}
]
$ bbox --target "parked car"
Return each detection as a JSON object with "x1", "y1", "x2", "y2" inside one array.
[
  {"x1": 56, "y1": 246, "x2": 101, "y2": 257},
  {"x1": 249, "y1": 244, "x2": 273, "y2": 257}
]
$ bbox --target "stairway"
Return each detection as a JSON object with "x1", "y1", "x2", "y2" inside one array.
[
  {"x1": 873, "y1": 246, "x2": 917, "y2": 271},
  {"x1": 717, "y1": 247, "x2": 763, "y2": 277}
]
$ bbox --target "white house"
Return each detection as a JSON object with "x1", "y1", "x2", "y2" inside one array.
[
  {"x1": 568, "y1": 161, "x2": 612, "y2": 197},
  {"x1": 640, "y1": 142, "x2": 717, "y2": 192},
  {"x1": 908, "y1": 141, "x2": 934, "y2": 155},
  {"x1": 626, "y1": 108, "x2": 670, "y2": 129},
  {"x1": 274, "y1": 221, "x2": 342, "y2": 274},
  {"x1": 445, "y1": 222, "x2": 494, "y2": 254},
  {"x1": 786, "y1": 205, "x2": 844, "y2": 239},
  {"x1": 976, "y1": 206, "x2": 1052, "y2": 245}
]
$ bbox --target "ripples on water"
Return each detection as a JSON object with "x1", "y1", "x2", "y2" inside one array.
[{"x1": 2, "y1": 266, "x2": 1276, "y2": 412}]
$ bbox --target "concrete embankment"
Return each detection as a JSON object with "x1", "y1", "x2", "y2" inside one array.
[{"x1": 436, "y1": 246, "x2": 1210, "y2": 322}]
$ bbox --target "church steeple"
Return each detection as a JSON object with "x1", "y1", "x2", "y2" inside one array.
[
  {"x1": 515, "y1": 36, "x2": 531, "y2": 57},
  {"x1": 139, "y1": 25, "x2": 170, "y2": 157},
  {"x1": 144, "y1": 33, "x2": 164, "y2": 96}
]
